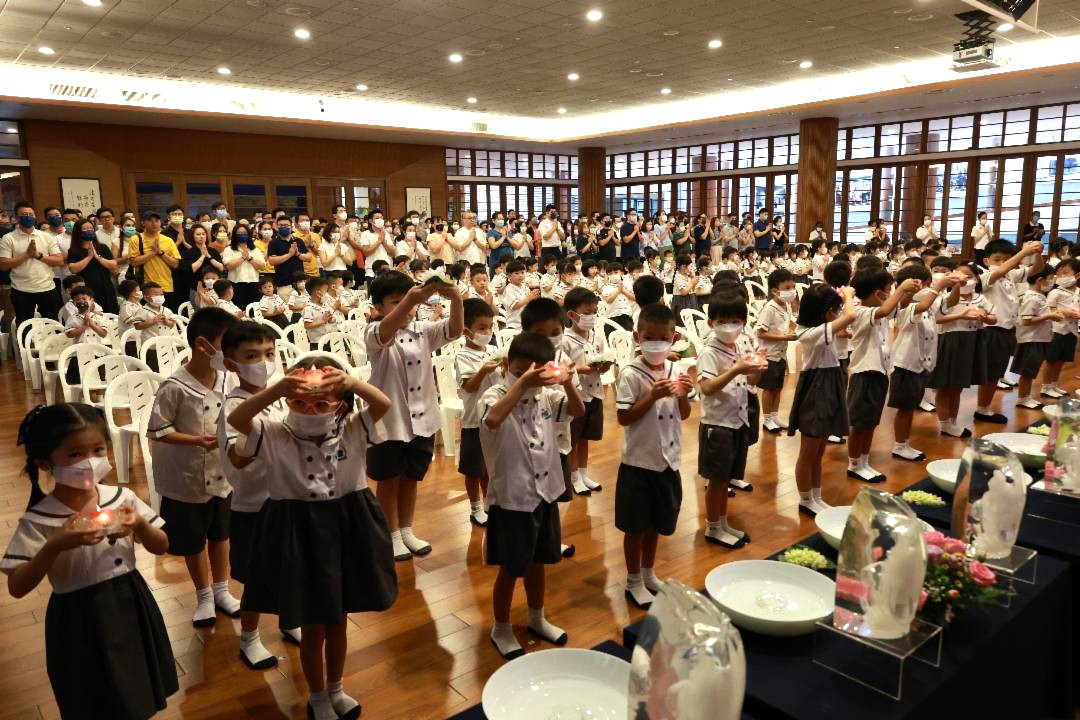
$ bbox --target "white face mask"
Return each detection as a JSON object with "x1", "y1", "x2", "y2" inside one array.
[
  {"x1": 960, "y1": 279, "x2": 976, "y2": 294},
  {"x1": 260, "y1": 229, "x2": 273, "y2": 239},
  {"x1": 470, "y1": 332, "x2": 492, "y2": 347},
  {"x1": 406, "y1": 231, "x2": 416, "y2": 240},
  {"x1": 286, "y1": 409, "x2": 337, "y2": 439},
  {"x1": 132, "y1": 290, "x2": 143, "y2": 301},
  {"x1": 640, "y1": 340, "x2": 671, "y2": 364},
  {"x1": 373, "y1": 218, "x2": 385, "y2": 229},
  {"x1": 336, "y1": 212, "x2": 348, "y2": 221},
  {"x1": 924, "y1": 220, "x2": 932, "y2": 227},
  {"x1": 348, "y1": 221, "x2": 359, "y2": 229},
  {"x1": 234, "y1": 360, "x2": 275, "y2": 387},
  {"x1": 714, "y1": 322, "x2": 743, "y2": 344},
  {"x1": 330, "y1": 232, "x2": 342, "y2": 242},
  {"x1": 147, "y1": 295, "x2": 165, "y2": 306},
  {"x1": 576, "y1": 313, "x2": 596, "y2": 330},
  {"x1": 208, "y1": 347, "x2": 226, "y2": 371},
  {"x1": 931, "y1": 272, "x2": 946, "y2": 284},
  {"x1": 778, "y1": 289, "x2": 797, "y2": 304},
  {"x1": 204, "y1": 278, "x2": 216, "y2": 289},
  {"x1": 1056, "y1": 276, "x2": 1076, "y2": 289},
  {"x1": 52, "y1": 456, "x2": 112, "y2": 489},
  {"x1": 298, "y1": 221, "x2": 311, "y2": 231}
]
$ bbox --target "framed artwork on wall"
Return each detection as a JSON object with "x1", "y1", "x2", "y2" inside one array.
[
  {"x1": 405, "y1": 186, "x2": 432, "y2": 219},
  {"x1": 60, "y1": 177, "x2": 102, "y2": 216}
]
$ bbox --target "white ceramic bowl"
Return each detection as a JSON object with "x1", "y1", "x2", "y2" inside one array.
[
  {"x1": 815, "y1": 506, "x2": 934, "y2": 550},
  {"x1": 704, "y1": 560, "x2": 834, "y2": 637},
  {"x1": 482, "y1": 648, "x2": 631, "y2": 720},
  {"x1": 982, "y1": 432, "x2": 1048, "y2": 470},
  {"x1": 928, "y1": 457, "x2": 1034, "y2": 494}
]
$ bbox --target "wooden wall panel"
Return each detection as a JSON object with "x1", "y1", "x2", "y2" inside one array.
[
  {"x1": 796, "y1": 117, "x2": 839, "y2": 244},
  {"x1": 22, "y1": 120, "x2": 448, "y2": 218},
  {"x1": 577, "y1": 147, "x2": 606, "y2": 214}
]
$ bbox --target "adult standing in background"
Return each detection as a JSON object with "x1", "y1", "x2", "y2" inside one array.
[
  {"x1": 596, "y1": 213, "x2": 617, "y2": 262},
  {"x1": 43, "y1": 207, "x2": 73, "y2": 293},
  {"x1": 487, "y1": 212, "x2": 513, "y2": 271},
  {"x1": 292, "y1": 212, "x2": 321, "y2": 280},
  {"x1": 652, "y1": 213, "x2": 672, "y2": 251},
  {"x1": 915, "y1": 214, "x2": 939, "y2": 245},
  {"x1": 454, "y1": 211, "x2": 488, "y2": 265},
  {"x1": 0, "y1": 201, "x2": 64, "y2": 329},
  {"x1": 620, "y1": 208, "x2": 642, "y2": 260},
  {"x1": 427, "y1": 217, "x2": 455, "y2": 265},
  {"x1": 128, "y1": 211, "x2": 181, "y2": 309},
  {"x1": 807, "y1": 220, "x2": 828, "y2": 244},
  {"x1": 406, "y1": 209, "x2": 427, "y2": 243},
  {"x1": 319, "y1": 222, "x2": 354, "y2": 274},
  {"x1": 691, "y1": 213, "x2": 710, "y2": 258},
  {"x1": 971, "y1": 211, "x2": 993, "y2": 263},
  {"x1": 537, "y1": 204, "x2": 565, "y2": 259},
  {"x1": 66, "y1": 218, "x2": 118, "y2": 314},
  {"x1": 575, "y1": 219, "x2": 597, "y2": 261},
  {"x1": 267, "y1": 215, "x2": 309, "y2": 299},
  {"x1": 222, "y1": 224, "x2": 265, "y2": 308},
  {"x1": 95, "y1": 206, "x2": 123, "y2": 285},
  {"x1": 771, "y1": 215, "x2": 788, "y2": 251},
  {"x1": 360, "y1": 209, "x2": 397, "y2": 269},
  {"x1": 1022, "y1": 211, "x2": 1045, "y2": 247},
  {"x1": 719, "y1": 214, "x2": 738, "y2": 252},
  {"x1": 210, "y1": 201, "x2": 236, "y2": 233},
  {"x1": 753, "y1": 208, "x2": 772, "y2": 252}
]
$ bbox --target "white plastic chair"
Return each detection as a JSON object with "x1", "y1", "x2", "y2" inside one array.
[
  {"x1": 347, "y1": 306, "x2": 369, "y2": 322},
  {"x1": 252, "y1": 316, "x2": 285, "y2": 338},
  {"x1": 38, "y1": 333, "x2": 74, "y2": 404},
  {"x1": 275, "y1": 338, "x2": 304, "y2": 373},
  {"x1": 494, "y1": 328, "x2": 518, "y2": 349},
  {"x1": 103, "y1": 370, "x2": 162, "y2": 488},
  {"x1": 432, "y1": 353, "x2": 462, "y2": 457},
  {"x1": 177, "y1": 301, "x2": 194, "y2": 319},
  {"x1": 57, "y1": 342, "x2": 114, "y2": 404},
  {"x1": 81, "y1": 355, "x2": 151, "y2": 408},
  {"x1": 284, "y1": 323, "x2": 309, "y2": 350},
  {"x1": 608, "y1": 330, "x2": 635, "y2": 370},
  {"x1": 118, "y1": 327, "x2": 141, "y2": 356},
  {"x1": 317, "y1": 331, "x2": 361, "y2": 367},
  {"x1": 244, "y1": 302, "x2": 261, "y2": 318},
  {"x1": 16, "y1": 318, "x2": 63, "y2": 384},
  {"x1": 140, "y1": 336, "x2": 189, "y2": 375},
  {"x1": 679, "y1": 308, "x2": 708, "y2": 334}
]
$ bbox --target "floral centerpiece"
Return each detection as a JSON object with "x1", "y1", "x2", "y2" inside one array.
[{"x1": 917, "y1": 531, "x2": 1008, "y2": 626}]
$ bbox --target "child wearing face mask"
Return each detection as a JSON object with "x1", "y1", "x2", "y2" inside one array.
[
  {"x1": 456, "y1": 299, "x2": 499, "y2": 527},
  {"x1": 287, "y1": 271, "x2": 311, "y2": 313},
  {"x1": 1042, "y1": 258, "x2": 1080, "y2": 398},
  {"x1": 756, "y1": 268, "x2": 799, "y2": 433},
  {"x1": 217, "y1": 322, "x2": 301, "y2": 670},
  {"x1": 227, "y1": 358, "x2": 395, "y2": 720},
  {"x1": 213, "y1": 279, "x2": 245, "y2": 319},
  {"x1": 928, "y1": 262, "x2": 998, "y2": 438},
  {"x1": 669, "y1": 253, "x2": 699, "y2": 322},
  {"x1": 1012, "y1": 267, "x2": 1060, "y2": 409},
  {"x1": 148, "y1": 307, "x2": 241, "y2": 627},
  {"x1": 3, "y1": 403, "x2": 177, "y2": 719},
  {"x1": 562, "y1": 288, "x2": 605, "y2": 495},
  {"x1": 602, "y1": 262, "x2": 635, "y2": 332},
  {"x1": 615, "y1": 303, "x2": 692, "y2": 609},
  {"x1": 302, "y1": 277, "x2": 341, "y2": 348},
  {"x1": 258, "y1": 277, "x2": 290, "y2": 329},
  {"x1": 195, "y1": 267, "x2": 220, "y2": 309}
]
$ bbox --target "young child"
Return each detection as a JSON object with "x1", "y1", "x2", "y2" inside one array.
[
  {"x1": 975, "y1": 240, "x2": 1045, "y2": 422},
  {"x1": 1043, "y1": 258, "x2": 1080, "y2": 398},
  {"x1": 928, "y1": 262, "x2": 997, "y2": 438},
  {"x1": 196, "y1": 268, "x2": 220, "y2": 309},
  {"x1": 365, "y1": 270, "x2": 462, "y2": 560},
  {"x1": 303, "y1": 277, "x2": 340, "y2": 349},
  {"x1": 616, "y1": 303, "x2": 693, "y2": 609},
  {"x1": 490, "y1": 257, "x2": 509, "y2": 296},
  {"x1": 59, "y1": 274, "x2": 98, "y2": 324},
  {"x1": 552, "y1": 260, "x2": 576, "y2": 306},
  {"x1": 214, "y1": 279, "x2": 245, "y2": 319},
  {"x1": 844, "y1": 268, "x2": 917, "y2": 481},
  {"x1": 633, "y1": 273, "x2": 666, "y2": 309},
  {"x1": 602, "y1": 262, "x2": 634, "y2": 332},
  {"x1": 788, "y1": 284, "x2": 858, "y2": 515},
  {"x1": 670, "y1": 253, "x2": 699, "y2": 321},
  {"x1": 756, "y1": 268, "x2": 798, "y2": 433},
  {"x1": 888, "y1": 264, "x2": 953, "y2": 460},
  {"x1": 287, "y1": 272, "x2": 310, "y2": 313},
  {"x1": 456, "y1": 298, "x2": 500, "y2": 526},
  {"x1": 539, "y1": 255, "x2": 558, "y2": 298},
  {"x1": 562, "y1": 287, "x2": 605, "y2": 495},
  {"x1": 1013, "y1": 268, "x2": 1059, "y2": 409},
  {"x1": 227, "y1": 358, "x2": 396, "y2": 720},
  {"x1": 258, "y1": 277, "x2": 290, "y2": 329},
  {"x1": 3, "y1": 404, "x2": 177, "y2": 719},
  {"x1": 661, "y1": 249, "x2": 675, "y2": 293},
  {"x1": 148, "y1": 307, "x2": 242, "y2": 627},
  {"x1": 63, "y1": 286, "x2": 109, "y2": 384},
  {"x1": 217, "y1": 321, "x2": 301, "y2": 669},
  {"x1": 467, "y1": 263, "x2": 495, "y2": 308},
  {"x1": 696, "y1": 292, "x2": 761, "y2": 550},
  {"x1": 481, "y1": 332, "x2": 584, "y2": 659},
  {"x1": 524, "y1": 257, "x2": 541, "y2": 291},
  {"x1": 501, "y1": 260, "x2": 538, "y2": 331}
]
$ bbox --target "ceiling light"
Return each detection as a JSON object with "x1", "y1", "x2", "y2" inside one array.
[
  {"x1": 799, "y1": 60, "x2": 813, "y2": 69},
  {"x1": 355, "y1": 83, "x2": 368, "y2": 91},
  {"x1": 466, "y1": 96, "x2": 477, "y2": 104},
  {"x1": 660, "y1": 87, "x2": 671, "y2": 95},
  {"x1": 997, "y1": 22, "x2": 1014, "y2": 32},
  {"x1": 217, "y1": 66, "x2": 231, "y2": 75},
  {"x1": 567, "y1": 72, "x2": 579, "y2": 81},
  {"x1": 37, "y1": 46, "x2": 55, "y2": 55},
  {"x1": 708, "y1": 39, "x2": 722, "y2": 49},
  {"x1": 586, "y1": 9, "x2": 603, "y2": 22},
  {"x1": 4, "y1": 128, "x2": 16, "y2": 134},
  {"x1": 81, "y1": 0, "x2": 102, "y2": 6},
  {"x1": 294, "y1": 28, "x2": 310, "y2": 39},
  {"x1": 448, "y1": 53, "x2": 463, "y2": 63},
  {"x1": 557, "y1": 107, "x2": 567, "y2": 114}
]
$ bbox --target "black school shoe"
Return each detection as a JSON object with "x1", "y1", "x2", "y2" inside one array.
[
  {"x1": 527, "y1": 624, "x2": 569, "y2": 646},
  {"x1": 490, "y1": 636, "x2": 525, "y2": 661},
  {"x1": 561, "y1": 544, "x2": 576, "y2": 558},
  {"x1": 624, "y1": 589, "x2": 653, "y2": 610},
  {"x1": 974, "y1": 410, "x2": 1008, "y2": 424},
  {"x1": 239, "y1": 649, "x2": 278, "y2": 671},
  {"x1": 847, "y1": 468, "x2": 886, "y2": 483}
]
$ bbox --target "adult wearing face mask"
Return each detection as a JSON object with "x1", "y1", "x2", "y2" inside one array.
[
  {"x1": 1022, "y1": 211, "x2": 1046, "y2": 247},
  {"x1": 209, "y1": 201, "x2": 235, "y2": 233},
  {"x1": 486, "y1": 212, "x2": 513, "y2": 271},
  {"x1": 971, "y1": 211, "x2": 993, "y2": 264},
  {"x1": 452, "y1": 211, "x2": 488, "y2": 265},
  {"x1": 915, "y1": 215, "x2": 939, "y2": 244},
  {"x1": 405, "y1": 210, "x2": 426, "y2": 242},
  {"x1": 753, "y1": 208, "x2": 773, "y2": 253},
  {"x1": 538, "y1": 204, "x2": 565, "y2": 259},
  {"x1": 254, "y1": 220, "x2": 278, "y2": 287},
  {"x1": 41, "y1": 207, "x2": 75, "y2": 292},
  {"x1": 396, "y1": 222, "x2": 428, "y2": 261},
  {"x1": 94, "y1": 206, "x2": 122, "y2": 284},
  {"x1": 0, "y1": 201, "x2": 65, "y2": 329},
  {"x1": 129, "y1": 211, "x2": 182, "y2": 309},
  {"x1": 359, "y1": 210, "x2": 397, "y2": 269},
  {"x1": 292, "y1": 213, "x2": 321, "y2": 280},
  {"x1": 223, "y1": 225, "x2": 266, "y2": 309},
  {"x1": 267, "y1": 217, "x2": 310, "y2": 300},
  {"x1": 596, "y1": 213, "x2": 617, "y2": 263},
  {"x1": 426, "y1": 217, "x2": 454, "y2": 265},
  {"x1": 621, "y1": 209, "x2": 643, "y2": 260},
  {"x1": 179, "y1": 224, "x2": 223, "y2": 305},
  {"x1": 66, "y1": 218, "x2": 119, "y2": 314},
  {"x1": 319, "y1": 222, "x2": 354, "y2": 274}
]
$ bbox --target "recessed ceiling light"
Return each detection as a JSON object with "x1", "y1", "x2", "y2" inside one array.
[
  {"x1": 355, "y1": 83, "x2": 368, "y2": 91},
  {"x1": 37, "y1": 46, "x2": 55, "y2": 55},
  {"x1": 708, "y1": 39, "x2": 722, "y2": 49},
  {"x1": 727, "y1": 77, "x2": 734, "y2": 81},
  {"x1": 81, "y1": 0, "x2": 102, "y2": 6},
  {"x1": 557, "y1": 107, "x2": 567, "y2": 114},
  {"x1": 586, "y1": 9, "x2": 603, "y2": 22},
  {"x1": 294, "y1": 28, "x2": 310, "y2": 39},
  {"x1": 662, "y1": 30, "x2": 680, "y2": 36},
  {"x1": 217, "y1": 66, "x2": 231, "y2": 75},
  {"x1": 799, "y1": 60, "x2": 813, "y2": 69},
  {"x1": 448, "y1": 53, "x2": 463, "y2": 63},
  {"x1": 997, "y1": 22, "x2": 1014, "y2": 32},
  {"x1": 466, "y1": 96, "x2": 477, "y2": 104},
  {"x1": 4, "y1": 128, "x2": 16, "y2": 134},
  {"x1": 660, "y1": 87, "x2": 672, "y2": 95},
  {"x1": 567, "y1": 72, "x2": 579, "y2": 81}
]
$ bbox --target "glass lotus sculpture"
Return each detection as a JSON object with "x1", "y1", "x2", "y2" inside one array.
[
  {"x1": 834, "y1": 489, "x2": 928, "y2": 640},
  {"x1": 1049, "y1": 397, "x2": 1080, "y2": 492},
  {"x1": 951, "y1": 438, "x2": 1027, "y2": 560},
  {"x1": 629, "y1": 580, "x2": 745, "y2": 720}
]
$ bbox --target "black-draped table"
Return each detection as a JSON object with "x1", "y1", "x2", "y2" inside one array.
[{"x1": 622, "y1": 533, "x2": 1075, "y2": 719}]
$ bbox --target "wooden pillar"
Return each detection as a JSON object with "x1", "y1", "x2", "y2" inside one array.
[
  {"x1": 578, "y1": 147, "x2": 606, "y2": 215},
  {"x1": 796, "y1": 117, "x2": 839, "y2": 245}
]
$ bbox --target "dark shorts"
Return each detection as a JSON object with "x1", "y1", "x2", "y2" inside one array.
[
  {"x1": 982, "y1": 326, "x2": 1017, "y2": 381},
  {"x1": 485, "y1": 502, "x2": 562, "y2": 577},
  {"x1": 847, "y1": 371, "x2": 888, "y2": 430},
  {"x1": 229, "y1": 509, "x2": 260, "y2": 584},
  {"x1": 1011, "y1": 341, "x2": 1048, "y2": 379},
  {"x1": 366, "y1": 435, "x2": 435, "y2": 481},
  {"x1": 160, "y1": 494, "x2": 231, "y2": 557},
  {"x1": 614, "y1": 463, "x2": 682, "y2": 536},
  {"x1": 756, "y1": 358, "x2": 787, "y2": 390},
  {"x1": 557, "y1": 453, "x2": 571, "y2": 503},
  {"x1": 1047, "y1": 332, "x2": 1077, "y2": 363},
  {"x1": 887, "y1": 368, "x2": 930, "y2": 411},
  {"x1": 457, "y1": 427, "x2": 486, "y2": 478},
  {"x1": 570, "y1": 397, "x2": 604, "y2": 442},
  {"x1": 697, "y1": 424, "x2": 749, "y2": 481}
]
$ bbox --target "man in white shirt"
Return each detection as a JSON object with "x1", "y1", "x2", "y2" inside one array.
[
  {"x1": 453, "y1": 211, "x2": 488, "y2": 265},
  {"x1": 359, "y1": 210, "x2": 396, "y2": 269},
  {"x1": 210, "y1": 201, "x2": 236, "y2": 233},
  {"x1": 970, "y1": 211, "x2": 992, "y2": 262},
  {"x1": 0, "y1": 201, "x2": 65, "y2": 328},
  {"x1": 43, "y1": 206, "x2": 73, "y2": 288},
  {"x1": 95, "y1": 206, "x2": 120, "y2": 256},
  {"x1": 538, "y1": 205, "x2": 565, "y2": 259}
]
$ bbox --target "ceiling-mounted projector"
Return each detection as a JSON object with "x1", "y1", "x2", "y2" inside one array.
[{"x1": 959, "y1": 0, "x2": 1039, "y2": 31}]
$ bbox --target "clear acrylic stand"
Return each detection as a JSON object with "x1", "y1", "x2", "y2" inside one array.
[
  {"x1": 985, "y1": 546, "x2": 1038, "y2": 586},
  {"x1": 812, "y1": 615, "x2": 943, "y2": 701},
  {"x1": 1028, "y1": 482, "x2": 1080, "y2": 528}
]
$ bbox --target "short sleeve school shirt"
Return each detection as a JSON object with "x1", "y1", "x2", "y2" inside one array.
[
  {"x1": 218, "y1": 388, "x2": 287, "y2": 512},
  {"x1": 797, "y1": 323, "x2": 840, "y2": 370},
  {"x1": 698, "y1": 335, "x2": 753, "y2": 429},
  {"x1": 892, "y1": 303, "x2": 937, "y2": 373},
  {"x1": 365, "y1": 318, "x2": 454, "y2": 443},
  {"x1": 1017, "y1": 291, "x2": 1053, "y2": 344},
  {"x1": 615, "y1": 359, "x2": 683, "y2": 472},
  {"x1": 1047, "y1": 287, "x2": 1079, "y2": 336},
  {"x1": 756, "y1": 299, "x2": 793, "y2": 361},
  {"x1": 500, "y1": 282, "x2": 529, "y2": 331},
  {"x1": 455, "y1": 345, "x2": 497, "y2": 429},
  {"x1": 848, "y1": 304, "x2": 895, "y2": 375},
  {"x1": 560, "y1": 329, "x2": 604, "y2": 400},
  {"x1": 979, "y1": 265, "x2": 1027, "y2": 330}
]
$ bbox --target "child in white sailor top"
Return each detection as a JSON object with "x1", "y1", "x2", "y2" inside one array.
[
  {"x1": 147, "y1": 307, "x2": 241, "y2": 627},
  {"x1": 1012, "y1": 268, "x2": 1059, "y2": 409},
  {"x1": 258, "y1": 277, "x2": 290, "y2": 329},
  {"x1": 480, "y1": 332, "x2": 585, "y2": 660},
  {"x1": 539, "y1": 258, "x2": 557, "y2": 298},
  {"x1": 302, "y1": 277, "x2": 340, "y2": 348},
  {"x1": 845, "y1": 269, "x2": 917, "y2": 483},
  {"x1": 501, "y1": 260, "x2": 537, "y2": 331},
  {"x1": 602, "y1": 262, "x2": 636, "y2": 332},
  {"x1": 756, "y1": 268, "x2": 799, "y2": 433},
  {"x1": 562, "y1": 287, "x2": 606, "y2": 495},
  {"x1": 696, "y1": 294, "x2": 760, "y2": 553},
  {"x1": 524, "y1": 257, "x2": 542, "y2": 291},
  {"x1": 616, "y1": 304, "x2": 693, "y2": 609},
  {"x1": 552, "y1": 260, "x2": 576, "y2": 306},
  {"x1": 3, "y1": 404, "x2": 177, "y2": 720},
  {"x1": 287, "y1": 272, "x2": 311, "y2": 313},
  {"x1": 196, "y1": 268, "x2": 220, "y2": 309},
  {"x1": 213, "y1": 279, "x2": 246, "y2": 319},
  {"x1": 467, "y1": 263, "x2": 495, "y2": 309},
  {"x1": 456, "y1": 299, "x2": 500, "y2": 527},
  {"x1": 669, "y1": 254, "x2": 698, "y2": 320},
  {"x1": 218, "y1": 322, "x2": 301, "y2": 670},
  {"x1": 365, "y1": 270, "x2": 463, "y2": 561},
  {"x1": 119, "y1": 281, "x2": 177, "y2": 364},
  {"x1": 227, "y1": 359, "x2": 396, "y2": 720},
  {"x1": 1043, "y1": 258, "x2": 1080, "y2": 398}
]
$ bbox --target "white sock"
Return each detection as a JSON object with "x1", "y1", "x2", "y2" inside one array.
[
  {"x1": 527, "y1": 607, "x2": 567, "y2": 644},
  {"x1": 470, "y1": 500, "x2": 482, "y2": 513},
  {"x1": 976, "y1": 405, "x2": 991, "y2": 414},
  {"x1": 719, "y1": 517, "x2": 746, "y2": 539},
  {"x1": 390, "y1": 530, "x2": 410, "y2": 559},
  {"x1": 705, "y1": 520, "x2": 746, "y2": 546},
  {"x1": 799, "y1": 491, "x2": 812, "y2": 504},
  {"x1": 641, "y1": 566, "x2": 662, "y2": 593},
  {"x1": 281, "y1": 626, "x2": 302, "y2": 644},
  {"x1": 212, "y1": 581, "x2": 241, "y2": 615},
  {"x1": 193, "y1": 586, "x2": 215, "y2": 625},
  {"x1": 811, "y1": 488, "x2": 831, "y2": 509},
  {"x1": 327, "y1": 679, "x2": 360, "y2": 718},
  {"x1": 848, "y1": 457, "x2": 860, "y2": 471},
  {"x1": 491, "y1": 620, "x2": 523, "y2": 658},
  {"x1": 400, "y1": 527, "x2": 431, "y2": 554},
  {"x1": 626, "y1": 573, "x2": 655, "y2": 607},
  {"x1": 308, "y1": 689, "x2": 336, "y2": 720},
  {"x1": 581, "y1": 468, "x2": 601, "y2": 490},
  {"x1": 765, "y1": 412, "x2": 777, "y2": 422},
  {"x1": 239, "y1": 630, "x2": 275, "y2": 669}
]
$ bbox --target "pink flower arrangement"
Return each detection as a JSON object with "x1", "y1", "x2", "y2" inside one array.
[
  {"x1": 968, "y1": 561, "x2": 997, "y2": 587},
  {"x1": 918, "y1": 531, "x2": 1009, "y2": 626}
]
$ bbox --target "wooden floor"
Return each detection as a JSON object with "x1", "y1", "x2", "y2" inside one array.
[{"x1": 0, "y1": 355, "x2": 1071, "y2": 720}]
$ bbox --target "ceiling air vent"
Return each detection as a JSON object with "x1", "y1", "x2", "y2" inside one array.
[
  {"x1": 471, "y1": 121, "x2": 489, "y2": 133},
  {"x1": 49, "y1": 84, "x2": 97, "y2": 99},
  {"x1": 122, "y1": 91, "x2": 166, "y2": 104}
]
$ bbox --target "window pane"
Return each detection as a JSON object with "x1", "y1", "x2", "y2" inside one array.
[
  {"x1": 647, "y1": 150, "x2": 660, "y2": 175},
  {"x1": 789, "y1": 173, "x2": 798, "y2": 236},
  {"x1": 737, "y1": 141, "x2": 752, "y2": 169},
  {"x1": 1003, "y1": 109, "x2": 1030, "y2": 147},
  {"x1": 977, "y1": 159, "x2": 999, "y2": 235},
  {"x1": 979, "y1": 111, "x2": 1004, "y2": 149},
  {"x1": 233, "y1": 183, "x2": 266, "y2": 221},
  {"x1": 571, "y1": 156, "x2": 579, "y2": 180},
  {"x1": 459, "y1": 149, "x2": 473, "y2": 175},
  {"x1": 690, "y1": 145, "x2": 704, "y2": 172},
  {"x1": 999, "y1": 157, "x2": 1026, "y2": 241},
  {"x1": 719, "y1": 177, "x2": 732, "y2": 216},
  {"x1": 878, "y1": 165, "x2": 898, "y2": 230},
  {"x1": 518, "y1": 154, "x2": 529, "y2": 178},
  {"x1": 753, "y1": 176, "x2": 769, "y2": 215},
  {"x1": 1037, "y1": 105, "x2": 1064, "y2": 144},
  {"x1": 659, "y1": 149, "x2": 672, "y2": 175},
  {"x1": 836, "y1": 129, "x2": 848, "y2": 161},
  {"x1": 1058, "y1": 154, "x2": 1080, "y2": 241},
  {"x1": 833, "y1": 171, "x2": 845, "y2": 235},
  {"x1": 544, "y1": 155, "x2": 556, "y2": 179},
  {"x1": 927, "y1": 118, "x2": 949, "y2": 153},
  {"x1": 445, "y1": 149, "x2": 459, "y2": 175},
  {"x1": 879, "y1": 124, "x2": 900, "y2": 158},
  {"x1": 704, "y1": 144, "x2": 719, "y2": 172},
  {"x1": 773, "y1": 136, "x2": 788, "y2": 166},
  {"x1": 847, "y1": 168, "x2": 873, "y2": 241},
  {"x1": 647, "y1": 183, "x2": 660, "y2": 215},
  {"x1": 901, "y1": 122, "x2": 923, "y2": 154},
  {"x1": 186, "y1": 182, "x2": 222, "y2": 217},
  {"x1": 899, "y1": 165, "x2": 921, "y2": 238},
  {"x1": 613, "y1": 185, "x2": 627, "y2": 213},
  {"x1": 925, "y1": 163, "x2": 945, "y2": 235},
  {"x1": 705, "y1": 179, "x2": 718, "y2": 216},
  {"x1": 275, "y1": 184, "x2": 308, "y2": 216},
  {"x1": 1065, "y1": 104, "x2": 1080, "y2": 142},
  {"x1": 630, "y1": 152, "x2": 646, "y2": 177},
  {"x1": 474, "y1": 150, "x2": 488, "y2": 177},
  {"x1": 950, "y1": 116, "x2": 974, "y2": 151},
  {"x1": 945, "y1": 161, "x2": 968, "y2": 243},
  {"x1": 504, "y1": 152, "x2": 518, "y2": 178},
  {"x1": 850, "y1": 126, "x2": 875, "y2": 159},
  {"x1": 675, "y1": 148, "x2": 689, "y2": 174},
  {"x1": 738, "y1": 177, "x2": 750, "y2": 216},
  {"x1": 789, "y1": 135, "x2": 800, "y2": 164},
  {"x1": 614, "y1": 154, "x2": 627, "y2": 179},
  {"x1": 628, "y1": 184, "x2": 645, "y2": 212},
  {"x1": 491, "y1": 152, "x2": 503, "y2": 177},
  {"x1": 676, "y1": 182, "x2": 690, "y2": 212},
  {"x1": 556, "y1": 155, "x2": 568, "y2": 180},
  {"x1": 753, "y1": 138, "x2": 769, "y2": 167},
  {"x1": 720, "y1": 143, "x2": 734, "y2": 170},
  {"x1": 771, "y1": 175, "x2": 788, "y2": 225},
  {"x1": 134, "y1": 180, "x2": 176, "y2": 217},
  {"x1": 1032, "y1": 154, "x2": 1057, "y2": 249},
  {"x1": 475, "y1": 183, "x2": 490, "y2": 219},
  {"x1": 569, "y1": 186, "x2": 579, "y2": 216}
]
